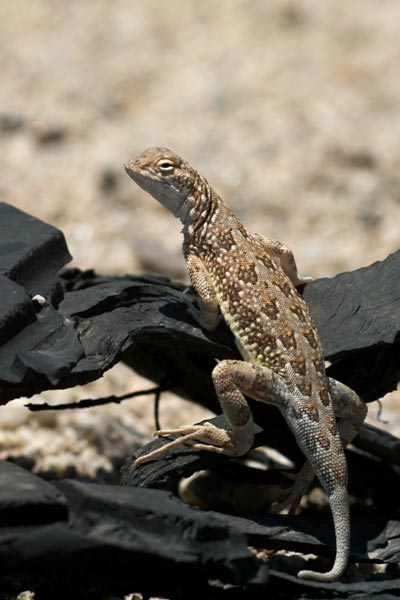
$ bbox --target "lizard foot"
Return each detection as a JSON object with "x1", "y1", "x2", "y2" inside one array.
[
  {"x1": 272, "y1": 461, "x2": 315, "y2": 514},
  {"x1": 180, "y1": 291, "x2": 222, "y2": 331},
  {"x1": 134, "y1": 422, "x2": 246, "y2": 467}
]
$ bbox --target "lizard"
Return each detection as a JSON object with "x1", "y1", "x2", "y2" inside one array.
[{"x1": 124, "y1": 147, "x2": 367, "y2": 582}]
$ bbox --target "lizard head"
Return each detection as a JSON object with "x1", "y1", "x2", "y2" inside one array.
[{"x1": 125, "y1": 147, "x2": 198, "y2": 218}]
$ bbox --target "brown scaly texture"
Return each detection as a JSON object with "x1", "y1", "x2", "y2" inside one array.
[{"x1": 125, "y1": 147, "x2": 367, "y2": 582}]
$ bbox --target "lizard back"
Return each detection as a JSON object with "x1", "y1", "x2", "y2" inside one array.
[
  {"x1": 185, "y1": 193, "x2": 343, "y2": 486},
  {"x1": 186, "y1": 196, "x2": 327, "y2": 396}
]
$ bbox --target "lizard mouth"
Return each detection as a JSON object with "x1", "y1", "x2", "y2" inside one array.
[{"x1": 124, "y1": 162, "x2": 183, "y2": 217}]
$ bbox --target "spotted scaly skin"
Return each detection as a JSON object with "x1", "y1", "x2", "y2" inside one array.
[{"x1": 125, "y1": 147, "x2": 367, "y2": 582}]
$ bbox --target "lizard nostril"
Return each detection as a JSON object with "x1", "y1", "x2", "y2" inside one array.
[{"x1": 124, "y1": 161, "x2": 132, "y2": 171}]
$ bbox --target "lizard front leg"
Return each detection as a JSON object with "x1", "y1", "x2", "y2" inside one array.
[
  {"x1": 181, "y1": 253, "x2": 221, "y2": 331},
  {"x1": 252, "y1": 233, "x2": 313, "y2": 287}
]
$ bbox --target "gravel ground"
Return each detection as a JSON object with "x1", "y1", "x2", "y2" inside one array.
[{"x1": 1, "y1": 0, "x2": 399, "y2": 496}]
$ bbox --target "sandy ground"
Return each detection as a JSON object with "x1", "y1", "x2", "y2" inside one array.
[{"x1": 0, "y1": 0, "x2": 399, "y2": 478}]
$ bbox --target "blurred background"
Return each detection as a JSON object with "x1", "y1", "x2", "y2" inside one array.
[{"x1": 1, "y1": 0, "x2": 399, "y2": 477}]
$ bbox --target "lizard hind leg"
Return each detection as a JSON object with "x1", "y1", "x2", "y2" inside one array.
[
  {"x1": 134, "y1": 422, "x2": 241, "y2": 466},
  {"x1": 134, "y1": 359, "x2": 290, "y2": 466},
  {"x1": 271, "y1": 460, "x2": 315, "y2": 515},
  {"x1": 329, "y1": 377, "x2": 368, "y2": 448}
]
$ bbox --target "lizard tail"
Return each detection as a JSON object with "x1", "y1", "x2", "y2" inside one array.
[{"x1": 297, "y1": 484, "x2": 350, "y2": 582}]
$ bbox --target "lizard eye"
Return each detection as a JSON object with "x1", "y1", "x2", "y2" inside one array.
[{"x1": 157, "y1": 159, "x2": 175, "y2": 174}]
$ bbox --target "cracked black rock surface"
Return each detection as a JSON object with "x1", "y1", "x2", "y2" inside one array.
[{"x1": 1, "y1": 202, "x2": 400, "y2": 598}]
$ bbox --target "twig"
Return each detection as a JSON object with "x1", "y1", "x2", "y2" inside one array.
[
  {"x1": 376, "y1": 398, "x2": 388, "y2": 424},
  {"x1": 25, "y1": 386, "x2": 163, "y2": 412},
  {"x1": 154, "y1": 386, "x2": 162, "y2": 430}
]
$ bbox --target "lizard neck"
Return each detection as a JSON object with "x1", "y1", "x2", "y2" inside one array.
[{"x1": 179, "y1": 174, "x2": 219, "y2": 238}]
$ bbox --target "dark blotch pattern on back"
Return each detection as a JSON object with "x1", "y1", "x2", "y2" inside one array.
[
  {"x1": 261, "y1": 298, "x2": 280, "y2": 319},
  {"x1": 239, "y1": 261, "x2": 258, "y2": 285}
]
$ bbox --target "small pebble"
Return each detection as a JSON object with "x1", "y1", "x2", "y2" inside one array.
[
  {"x1": 29, "y1": 120, "x2": 66, "y2": 145},
  {"x1": 17, "y1": 592, "x2": 35, "y2": 600},
  {"x1": 0, "y1": 112, "x2": 25, "y2": 132}
]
